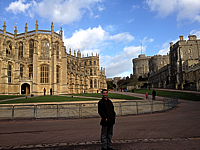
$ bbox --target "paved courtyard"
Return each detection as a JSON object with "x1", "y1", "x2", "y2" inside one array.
[{"x1": 0, "y1": 90, "x2": 199, "y2": 149}]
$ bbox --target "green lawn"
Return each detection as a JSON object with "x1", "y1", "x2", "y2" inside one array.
[
  {"x1": 0, "y1": 95, "x2": 25, "y2": 100},
  {"x1": 66, "y1": 93, "x2": 143, "y2": 100},
  {"x1": 0, "y1": 95, "x2": 98, "y2": 104},
  {"x1": 129, "y1": 89, "x2": 200, "y2": 101}
]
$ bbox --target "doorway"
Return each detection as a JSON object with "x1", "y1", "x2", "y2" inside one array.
[{"x1": 21, "y1": 83, "x2": 30, "y2": 95}]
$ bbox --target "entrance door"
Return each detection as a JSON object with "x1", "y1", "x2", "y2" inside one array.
[{"x1": 21, "y1": 83, "x2": 30, "y2": 94}]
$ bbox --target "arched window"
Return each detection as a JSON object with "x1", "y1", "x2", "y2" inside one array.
[
  {"x1": 20, "y1": 65, "x2": 23, "y2": 77},
  {"x1": 41, "y1": 40, "x2": 49, "y2": 57},
  {"x1": 29, "y1": 65, "x2": 33, "y2": 78},
  {"x1": 90, "y1": 79, "x2": 93, "y2": 88},
  {"x1": 90, "y1": 61, "x2": 92, "y2": 65},
  {"x1": 40, "y1": 65, "x2": 49, "y2": 83},
  {"x1": 56, "y1": 42, "x2": 59, "y2": 59},
  {"x1": 18, "y1": 42, "x2": 23, "y2": 58},
  {"x1": 8, "y1": 63, "x2": 12, "y2": 83},
  {"x1": 29, "y1": 40, "x2": 34, "y2": 58},
  {"x1": 56, "y1": 66, "x2": 59, "y2": 83},
  {"x1": 94, "y1": 70, "x2": 96, "y2": 75},
  {"x1": 94, "y1": 79, "x2": 97, "y2": 88},
  {"x1": 90, "y1": 69, "x2": 92, "y2": 75},
  {"x1": 6, "y1": 42, "x2": 12, "y2": 55}
]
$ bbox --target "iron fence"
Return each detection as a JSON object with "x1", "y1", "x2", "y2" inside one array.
[{"x1": 0, "y1": 97, "x2": 178, "y2": 120}]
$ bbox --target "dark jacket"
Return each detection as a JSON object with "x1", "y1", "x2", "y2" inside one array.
[
  {"x1": 98, "y1": 97, "x2": 116, "y2": 126},
  {"x1": 152, "y1": 90, "x2": 156, "y2": 96}
]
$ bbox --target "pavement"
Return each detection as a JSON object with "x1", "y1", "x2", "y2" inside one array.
[{"x1": 0, "y1": 90, "x2": 200, "y2": 150}]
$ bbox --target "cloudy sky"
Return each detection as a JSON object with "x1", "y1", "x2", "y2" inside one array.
[{"x1": 1, "y1": 0, "x2": 200, "y2": 78}]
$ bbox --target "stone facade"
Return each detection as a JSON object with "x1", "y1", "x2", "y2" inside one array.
[
  {"x1": 149, "y1": 54, "x2": 169, "y2": 74},
  {"x1": 0, "y1": 21, "x2": 107, "y2": 95},
  {"x1": 184, "y1": 63, "x2": 200, "y2": 91},
  {"x1": 169, "y1": 35, "x2": 200, "y2": 89},
  {"x1": 149, "y1": 35, "x2": 200, "y2": 91},
  {"x1": 149, "y1": 64, "x2": 170, "y2": 88},
  {"x1": 132, "y1": 54, "x2": 152, "y2": 78}
]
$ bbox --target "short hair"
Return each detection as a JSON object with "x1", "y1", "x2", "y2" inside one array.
[{"x1": 101, "y1": 89, "x2": 108, "y2": 94}]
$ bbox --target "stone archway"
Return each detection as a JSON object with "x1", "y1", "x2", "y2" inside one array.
[{"x1": 21, "y1": 83, "x2": 30, "y2": 95}]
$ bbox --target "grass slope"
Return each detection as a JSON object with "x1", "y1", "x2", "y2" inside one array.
[
  {"x1": 130, "y1": 89, "x2": 200, "y2": 101},
  {"x1": 0, "y1": 95, "x2": 98, "y2": 104},
  {"x1": 66, "y1": 93, "x2": 143, "y2": 100}
]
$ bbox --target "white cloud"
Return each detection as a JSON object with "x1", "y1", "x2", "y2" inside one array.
[
  {"x1": 146, "y1": 0, "x2": 200, "y2": 23},
  {"x1": 157, "y1": 38, "x2": 180, "y2": 55},
  {"x1": 157, "y1": 48, "x2": 169, "y2": 55},
  {"x1": 63, "y1": 26, "x2": 137, "y2": 78},
  {"x1": 5, "y1": 0, "x2": 32, "y2": 14},
  {"x1": 110, "y1": 32, "x2": 134, "y2": 43},
  {"x1": 6, "y1": 0, "x2": 103, "y2": 24},
  {"x1": 98, "y1": 5, "x2": 105, "y2": 11},
  {"x1": 64, "y1": 25, "x2": 108, "y2": 50},
  {"x1": 190, "y1": 30, "x2": 200, "y2": 38},
  {"x1": 131, "y1": 5, "x2": 140, "y2": 11},
  {"x1": 140, "y1": 36, "x2": 154, "y2": 44},
  {"x1": 100, "y1": 45, "x2": 143, "y2": 77}
]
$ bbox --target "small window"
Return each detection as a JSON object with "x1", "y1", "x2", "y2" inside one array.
[
  {"x1": 40, "y1": 65, "x2": 49, "y2": 83},
  {"x1": 41, "y1": 40, "x2": 49, "y2": 57},
  {"x1": 90, "y1": 79, "x2": 92, "y2": 88},
  {"x1": 94, "y1": 79, "x2": 97, "y2": 88},
  {"x1": 90, "y1": 69, "x2": 92, "y2": 75},
  {"x1": 19, "y1": 42, "x2": 23, "y2": 58},
  {"x1": 90, "y1": 61, "x2": 92, "y2": 65},
  {"x1": 20, "y1": 65, "x2": 23, "y2": 77},
  {"x1": 94, "y1": 61, "x2": 96, "y2": 65},
  {"x1": 6, "y1": 42, "x2": 12, "y2": 55},
  {"x1": 29, "y1": 40, "x2": 34, "y2": 58},
  {"x1": 94, "y1": 70, "x2": 96, "y2": 75},
  {"x1": 56, "y1": 66, "x2": 59, "y2": 83},
  {"x1": 29, "y1": 65, "x2": 33, "y2": 78},
  {"x1": 8, "y1": 64, "x2": 12, "y2": 83},
  {"x1": 56, "y1": 42, "x2": 59, "y2": 59}
]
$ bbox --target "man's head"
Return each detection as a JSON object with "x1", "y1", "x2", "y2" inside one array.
[{"x1": 101, "y1": 89, "x2": 108, "y2": 99}]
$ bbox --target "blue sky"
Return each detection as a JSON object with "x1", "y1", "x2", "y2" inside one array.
[{"x1": 1, "y1": 0, "x2": 200, "y2": 78}]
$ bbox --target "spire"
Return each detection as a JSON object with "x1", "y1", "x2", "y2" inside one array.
[
  {"x1": 14, "y1": 23, "x2": 17, "y2": 36},
  {"x1": 25, "y1": 23, "x2": 27, "y2": 36},
  {"x1": 51, "y1": 22, "x2": 54, "y2": 34},
  {"x1": 3, "y1": 21, "x2": 6, "y2": 35},
  {"x1": 60, "y1": 27, "x2": 63, "y2": 40},
  {"x1": 35, "y1": 20, "x2": 38, "y2": 35}
]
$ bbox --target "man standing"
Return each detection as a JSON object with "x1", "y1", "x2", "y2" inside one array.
[
  {"x1": 152, "y1": 90, "x2": 156, "y2": 100},
  {"x1": 44, "y1": 88, "x2": 46, "y2": 96},
  {"x1": 98, "y1": 89, "x2": 116, "y2": 150}
]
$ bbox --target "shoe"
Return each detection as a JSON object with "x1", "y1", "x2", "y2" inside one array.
[{"x1": 107, "y1": 148, "x2": 115, "y2": 150}]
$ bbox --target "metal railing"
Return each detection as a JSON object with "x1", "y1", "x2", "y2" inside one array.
[{"x1": 0, "y1": 97, "x2": 178, "y2": 120}]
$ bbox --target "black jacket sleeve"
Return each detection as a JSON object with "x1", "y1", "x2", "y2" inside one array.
[{"x1": 98, "y1": 100, "x2": 107, "y2": 119}]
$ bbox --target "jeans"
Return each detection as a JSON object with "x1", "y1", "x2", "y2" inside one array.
[{"x1": 101, "y1": 125, "x2": 113, "y2": 149}]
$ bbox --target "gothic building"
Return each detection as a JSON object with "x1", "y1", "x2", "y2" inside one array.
[{"x1": 0, "y1": 21, "x2": 107, "y2": 95}]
